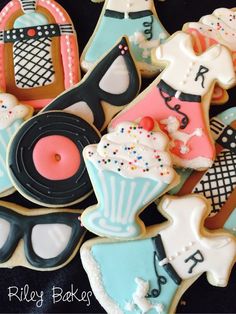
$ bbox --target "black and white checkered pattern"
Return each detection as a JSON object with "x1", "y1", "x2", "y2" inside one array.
[
  {"x1": 193, "y1": 149, "x2": 236, "y2": 216},
  {"x1": 13, "y1": 37, "x2": 55, "y2": 89}
]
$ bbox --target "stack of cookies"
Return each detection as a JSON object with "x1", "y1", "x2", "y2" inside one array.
[{"x1": 0, "y1": 0, "x2": 235, "y2": 313}]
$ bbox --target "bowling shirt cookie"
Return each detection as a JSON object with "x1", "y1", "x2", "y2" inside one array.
[
  {"x1": 177, "y1": 107, "x2": 236, "y2": 221},
  {"x1": 81, "y1": 0, "x2": 169, "y2": 77},
  {"x1": 81, "y1": 118, "x2": 179, "y2": 239},
  {"x1": 184, "y1": 8, "x2": 236, "y2": 104},
  {"x1": 7, "y1": 38, "x2": 141, "y2": 208},
  {"x1": 0, "y1": 201, "x2": 85, "y2": 271},
  {"x1": 110, "y1": 31, "x2": 236, "y2": 170},
  {"x1": 0, "y1": 0, "x2": 80, "y2": 109},
  {"x1": 0, "y1": 93, "x2": 33, "y2": 197},
  {"x1": 81, "y1": 195, "x2": 236, "y2": 314}
]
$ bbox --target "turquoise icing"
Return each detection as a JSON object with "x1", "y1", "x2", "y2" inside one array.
[
  {"x1": 14, "y1": 13, "x2": 49, "y2": 28},
  {"x1": 84, "y1": 15, "x2": 168, "y2": 67},
  {"x1": 224, "y1": 209, "x2": 236, "y2": 236},
  {"x1": 0, "y1": 120, "x2": 23, "y2": 194},
  {"x1": 83, "y1": 160, "x2": 168, "y2": 238},
  {"x1": 91, "y1": 238, "x2": 178, "y2": 313},
  {"x1": 217, "y1": 107, "x2": 236, "y2": 126},
  {"x1": 169, "y1": 168, "x2": 192, "y2": 195}
]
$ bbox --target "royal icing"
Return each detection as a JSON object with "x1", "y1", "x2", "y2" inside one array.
[
  {"x1": 81, "y1": 0, "x2": 169, "y2": 76},
  {"x1": 0, "y1": 202, "x2": 85, "y2": 270},
  {"x1": 176, "y1": 107, "x2": 236, "y2": 218},
  {"x1": 188, "y1": 8, "x2": 236, "y2": 52},
  {"x1": 84, "y1": 121, "x2": 174, "y2": 183},
  {"x1": 81, "y1": 119, "x2": 178, "y2": 238},
  {"x1": 0, "y1": 93, "x2": 32, "y2": 197},
  {"x1": 0, "y1": 0, "x2": 80, "y2": 109},
  {"x1": 7, "y1": 38, "x2": 140, "y2": 207},
  {"x1": 110, "y1": 32, "x2": 236, "y2": 170},
  {"x1": 81, "y1": 195, "x2": 236, "y2": 314}
]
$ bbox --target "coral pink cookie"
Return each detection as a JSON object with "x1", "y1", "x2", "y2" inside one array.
[
  {"x1": 0, "y1": 0, "x2": 80, "y2": 109},
  {"x1": 110, "y1": 32, "x2": 236, "y2": 170}
]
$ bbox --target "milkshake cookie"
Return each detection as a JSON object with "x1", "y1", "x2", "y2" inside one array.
[
  {"x1": 82, "y1": 118, "x2": 179, "y2": 239},
  {"x1": 0, "y1": 93, "x2": 33, "y2": 197}
]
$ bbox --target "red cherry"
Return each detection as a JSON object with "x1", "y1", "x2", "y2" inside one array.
[
  {"x1": 27, "y1": 29, "x2": 36, "y2": 37},
  {"x1": 139, "y1": 116, "x2": 155, "y2": 131}
]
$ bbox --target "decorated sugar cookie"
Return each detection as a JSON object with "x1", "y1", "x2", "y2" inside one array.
[
  {"x1": 0, "y1": 0, "x2": 80, "y2": 109},
  {"x1": 183, "y1": 8, "x2": 236, "y2": 104},
  {"x1": 0, "y1": 93, "x2": 33, "y2": 197},
  {"x1": 81, "y1": 118, "x2": 179, "y2": 239},
  {"x1": 0, "y1": 201, "x2": 85, "y2": 271},
  {"x1": 81, "y1": 0, "x2": 169, "y2": 77},
  {"x1": 81, "y1": 195, "x2": 236, "y2": 314},
  {"x1": 177, "y1": 107, "x2": 236, "y2": 219},
  {"x1": 110, "y1": 31, "x2": 236, "y2": 170},
  {"x1": 7, "y1": 38, "x2": 141, "y2": 208}
]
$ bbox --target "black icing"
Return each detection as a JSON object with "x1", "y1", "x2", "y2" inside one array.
[
  {"x1": 8, "y1": 111, "x2": 100, "y2": 207},
  {"x1": 0, "y1": 205, "x2": 84, "y2": 268},
  {"x1": 152, "y1": 234, "x2": 182, "y2": 285},
  {"x1": 157, "y1": 80, "x2": 202, "y2": 129},
  {"x1": 43, "y1": 37, "x2": 140, "y2": 131},
  {"x1": 104, "y1": 9, "x2": 153, "y2": 20}
]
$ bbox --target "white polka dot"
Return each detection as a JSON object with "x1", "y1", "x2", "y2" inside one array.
[
  {"x1": 231, "y1": 143, "x2": 236, "y2": 148},
  {"x1": 222, "y1": 137, "x2": 228, "y2": 143},
  {"x1": 227, "y1": 129, "x2": 233, "y2": 135}
]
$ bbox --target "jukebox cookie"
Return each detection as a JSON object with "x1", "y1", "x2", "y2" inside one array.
[
  {"x1": 110, "y1": 31, "x2": 236, "y2": 170},
  {"x1": 81, "y1": 0, "x2": 169, "y2": 77},
  {"x1": 0, "y1": 93, "x2": 33, "y2": 197},
  {"x1": 0, "y1": 201, "x2": 85, "y2": 271},
  {"x1": 7, "y1": 38, "x2": 141, "y2": 208},
  {"x1": 81, "y1": 118, "x2": 179, "y2": 239},
  {"x1": 183, "y1": 8, "x2": 236, "y2": 104},
  {"x1": 81, "y1": 195, "x2": 236, "y2": 314},
  {"x1": 177, "y1": 107, "x2": 236, "y2": 220},
  {"x1": 0, "y1": 0, "x2": 80, "y2": 109}
]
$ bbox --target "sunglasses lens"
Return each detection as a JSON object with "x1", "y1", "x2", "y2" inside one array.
[
  {"x1": 31, "y1": 224, "x2": 72, "y2": 259},
  {"x1": 0, "y1": 218, "x2": 10, "y2": 249}
]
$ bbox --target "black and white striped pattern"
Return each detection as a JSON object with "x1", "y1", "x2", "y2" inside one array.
[
  {"x1": 59, "y1": 24, "x2": 74, "y2": 35},
  {"x1": 0, "y1": 31, "x2": 4, "y2": 42},
  {"x1": 20, "y1": 0, "x2": 37, "y2": 13},
  {"x1": 210, "y1": 117, "x2": 225, "y2": 140}
]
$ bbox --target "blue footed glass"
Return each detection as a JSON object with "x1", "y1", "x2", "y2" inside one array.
[{"x1": 83, "y1": 160, "x2": 168, "y2": 238}]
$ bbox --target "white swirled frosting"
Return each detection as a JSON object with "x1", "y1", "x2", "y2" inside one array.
[
  {"x1": 188, "y1": 8, "x2": 236, "y2": 51},
  {"x1": 83, "y1": 121, "x2": 176, "y2": 184}
]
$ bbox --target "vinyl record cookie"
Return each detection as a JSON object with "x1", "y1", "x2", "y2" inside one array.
[
  {"x1": 82, "y1": 118, "x2": 179, "y2": 239},
  {"x1": 81, "y1": 195, "x2": 236, "y2": 314},
  {"x1": 0, "y1": 92, "x2": 33, "y2": 198},
  {"x1": 0, "y1": 201, "x2": 85, "y2": 271},
  {"x1": 81, "y1": 0, "x2": 169, "y2": 77},
  {"x1": 110, "y1": 31, "x2": 236, "y2": 170},
  {"x1": 0, "y1": 0, "x2": 80, "y2": 109},
  {"x1": 7, "y1": 38, "x2": 141, "y2": 207},
  {"x1": 183, "y1": 8, "x2": 236, "y2": 104}
]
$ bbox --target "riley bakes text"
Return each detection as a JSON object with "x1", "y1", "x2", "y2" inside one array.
[{"x1": 7, "y1": 284, "x2": 92, "y2": 308}]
